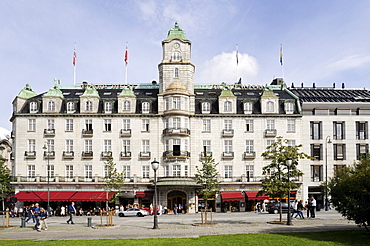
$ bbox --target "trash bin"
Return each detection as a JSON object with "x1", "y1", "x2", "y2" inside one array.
[
  {"x1": 87, "y1": 217, "x2": 92, "y2": 227},
  {"x1": 316, "y1": 204, "x2": 321, "y2": 211},
  {"x1": 20, "y1": 217, "x2": 26, "y2": 227}
]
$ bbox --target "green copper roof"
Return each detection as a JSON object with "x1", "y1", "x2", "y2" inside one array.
[
  {"x1": 166, "y1": 22, "x2": 187, "y2": 41},
  {"x1": 17, "y1": 84, "x2": 37, "y2": 99},
  {"x1": 43, "y1": 84, "x2": 64, "y2": 98},
  {"x1": 219, "y1": 87, "x2": 235, "y2": 97},
  {"x1": 80, "y1": 85, "x2": 100, "y2": 98},
  {"x1": 261, "y1": 87, "x2": 278, "y2": 98},
  {"x1": 118, "y1": 85, "x2": 136, "y2": 97}
]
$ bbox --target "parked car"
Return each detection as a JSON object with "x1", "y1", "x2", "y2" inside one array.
[
  {"x1": 118, "y1": 208, "x2": 149, "y2": 217},
  {"x1": 266, "y1": 202, "x2": 291, "y2": 214}
]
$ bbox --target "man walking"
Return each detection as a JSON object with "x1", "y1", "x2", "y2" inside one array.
[
  {"x1": 310, "y1": 197, "x2": 316, "y2": 218},
  {"x1": 33, "y1": 203, "x2": 41, "y2": 232},
  {"x1": 66, "y1": 202, "x2": 76, "y2": 224},
  {"x1": 25, "y1": 204, "x2": 35, "y2": 223}
]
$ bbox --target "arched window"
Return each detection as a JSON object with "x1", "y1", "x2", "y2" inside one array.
[
  {"x1": 30, "y1": 102, "x2": 38, "y2": 113},
  {"x1": 123, "y1": 101, "x2": 130, "y2": 111},
  {"x1": 202, "y1": 102, "x2": 211, "y2": 113},
  {"x1": 172, "y1": 52, "x2": 181, "y2": 62},
  {"x1": 224, "y1": 101, "x2": 232, "y2": 112},
  {"x1": 86, "y1": 101, "x2": 93, "y2": 111},
  {"x1": 174, "y1": 68, "x2": 179, "y2": 78},
  {"x1": 48, "y1": 101, "x2": 55, "y2": 111},
  {"x1": 67, "y1": 102, "x2": 75, "y2": 112},
  {"x1": 142, "y1": 102, "x2": 150, "y2": 113},
  {"x1": 266, "y1": 101, "x2": 274, "y2": 112}
]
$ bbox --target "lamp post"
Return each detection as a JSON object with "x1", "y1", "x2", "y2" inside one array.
[
  {"x1": 286, "y1": 157, "x2": 292, "y2": 225},
  {"x1": 151, "y1": 158, "x2": 159, "y2": 229},
  {"x1": 43, "y1": 142, "x2": 50, "y2": 214},
  {"x1": 325, "y1": 136, "x2": 332, "y2": 211}
]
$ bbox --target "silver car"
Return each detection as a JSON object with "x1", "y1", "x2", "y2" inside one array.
[{"x1": 118, "y1": 208, "x2": 149, "y2": 217}]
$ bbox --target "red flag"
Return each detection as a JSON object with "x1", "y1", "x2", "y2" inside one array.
[
  {"x1": 124, "y1": 44, "x2": 128, "y2": 66},
  {"x1": 72, "y1": 43, "x2": 77, "y2": 66}
]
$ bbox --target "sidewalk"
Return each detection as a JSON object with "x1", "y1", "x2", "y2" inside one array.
[{"x1": 0, "y1": 210, "x2": 359, "y2": 240}]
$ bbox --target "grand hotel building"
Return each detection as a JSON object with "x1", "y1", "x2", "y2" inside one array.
[{"x1": 9, "y1": 23, "x2": 370, "y2": 212}]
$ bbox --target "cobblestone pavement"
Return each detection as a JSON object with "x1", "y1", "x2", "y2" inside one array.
[{"x1": 0, "y1": 210, "x2": 359, "y2": 240}]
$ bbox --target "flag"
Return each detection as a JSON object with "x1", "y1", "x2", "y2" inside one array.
[
  {"x1": 124, "y1": 43, "x2": 128, "y2": 66},
  {"x1": 72, "y1": 43, "x2": 77, "y2": 66},
  {"x1": 236, "y1": 44, "x2": 239, "y2": 65},
  {"x1": 280, "y1": 44, "x2": 283, "y2": 66}
]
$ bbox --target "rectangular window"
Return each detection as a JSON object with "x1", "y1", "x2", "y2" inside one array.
[
  {"x1": 310, "y1": 122, "x2": 322, "y2": 140},
  {"x1": 224, "y1": 165, "x2": 233, "y2": 178},
  {"x1": 104, "y1": 119, "x2": 112, "y2": 132},
  {"x1": 202, "y1": 119, "x2": 211, "y2": 132},
  {"x1": 85, "y1": 119, "x2": 93, "y2": 131},
  {"x1": 66, "y1": 140, "x2": 73, "y2": 152},
  {"x1": 224, "y1": 140, "x2": 233, "y2": 153},
  {"x1": 122, "y1": 140, "x2": 131, "y2": 152},
  {"x1": 245, "y1": 140, "x2": 254, "y2": 153},
  {"x1": 266, "y1": 119, "x2": 275, "y2": 130},
  {"x1": 311, "y1": 165, "x2": 323, "y2": 182},
  {"x1": 333, "y1": 122, "x2": 345, "y2": 140},
  {"x1": 311, "y1": 144, "x2": 323, "y2": 160},
  {"x1": 334, "y1": 144, "x2": 346, "y2": 160},
  {"x1": 173, "y1": 118, "x2": 181, "y2": 129},
  {"x1": 203, "y1": 140, "x2": 211, "y2": 153},
  {"x1": 86, "y1": 101, "x2": 93, "y2": 111},
  {"x1": 287, "y1": 140, "x2": 296, "y2": 147},
  {"x1": 67, "y1": 102, "x2": 75, "y2": 112},
  {"x1": 246, "y1": 165, "x2": 254, "y2": 180},
  {"x1": 224, "y1": 120, "x2": 232, "y2": 130},
  {"x1": 28, "y1": 119, "x2": 36, "y2": 131},
  {"x1": 165, "y1": 165, "x2": 170, "y2": 177},
  {"x1": 142, "y1": 166, "x2": 150, "y2": 179},
  {"x1": 104, "y1": 102, "x2": 112, "y2": 113},
  {"x1": 104, "y1": 165, "x2": 109, "y2": 178},
  {"x1": 46, "y1": 139, "x2": 55, "y2": 151},
  {"x1": 356, "y1": 121, "x2": 368, "y2": 140},
  {"x1": 28, "y1": 165, "x2": 35, "y2": 178},
  {"x1": 66, "y1": 119, "x2": 74, "y2": 131},
  {"x1": 245, "y1": 119, "x2": 254, "y2": 132},
  {"x1": 267, "y1": 140, "x2": 275, "y2": 151},
  {"x1": 173, "y1": 165, "x2": 181, "y2": 177},
  {"x1": 48, "y1": 165, "x2": 55, "y2": 178},
  {"x1": 104, "y1": 140, "x2": 112, "y2": 152},
  {"x1": 356, "y1": 144, "x2": 369, "y2": 160},
  {"x1": 142, "y1": 140, "x2": 150, "y2": 153},
  {"x1": 85, "y1": 140, "x2": 92, "y2": 152},
  {"x1": 173, "y1": 97, "x2": 181, "y2": 109},
  {"x1": 184, "y1": 165, "x2": 188, "y2": 177},
  {"x1": 123, "y1": 165, "x2": 131, "y2": 179},
  {"x1": 142, "y1": 119, "x2": 149, "y2": 132},
  {"x1": 47, "y1": 119, "x2": 55, "y2": 130},
  {"x1": 334, "y1": 165, "x2": 346, "y2": 173},
  {"x1": 28, "y1": 139, "x2": 36, "y2": 152},
  {"x1": 287, "y1": 119, "x2": 295, "y2": 132},
  {"x1": 123, "y1": 119, "x2": 130, "y2": 130},
  {"x1": 85, "y1": 165, "x2": 92, "y2": 179},
  {"x1": 66, "y1": 165, "x2": 73, "y2": 179}
]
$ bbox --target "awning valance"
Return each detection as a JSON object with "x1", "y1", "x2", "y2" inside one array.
[
  {"x1": 221, "y1": 192, "x2": 244, "y2": 201},
  {"x1": 244, "y1": 191, "x2": 269, "y2": 200},
  {"x1": 70, "y1": 192, "x2": 114, "y2": 202},
  {"x1": 136, "y1": 191, "x2": 153, "y2": 198},
  {"x1": 13, "y1": 191, "x2": 43, "y2": 202}
]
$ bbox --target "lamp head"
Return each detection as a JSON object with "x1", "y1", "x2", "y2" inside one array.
[
  {"x1": 43, "y1": 142, "x2": 47, "y2": 150},
  {"x1": 151, "y1": 158, "x2": 159, "y2": 171},
  {"x1": 286, "y1": 157, "x2": 292, "y2": 166},
  {"x1": 327, "y1": 137, "x2": 332, "y2": 144}
]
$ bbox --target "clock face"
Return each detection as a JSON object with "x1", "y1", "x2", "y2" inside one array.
[{"x1": 174, "y1": 43, "x2": 179, "y2": 49}]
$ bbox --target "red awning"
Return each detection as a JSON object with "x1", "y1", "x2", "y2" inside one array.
[
  {"x1": 37, "y1": 191, "x2": 78, "y2": 202},
  {"x1": 13, "y1": 191, "x2": 43, "y2": 202},
  {"x1": 69, "y1": 192, "x2": 114, "y2": 202},
  {"x1": 221, "y1": 192, "x2": 244, "y2": 201},
  {"x1": 245, "y1": 191, "x2": 269, "y2": 200},
  {"x1": 136, "y1": 191, "x2": 154, "y2": 198}
]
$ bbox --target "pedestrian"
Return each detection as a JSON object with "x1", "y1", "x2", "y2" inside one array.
[
  {"x1": 174, "y1": 204, "x2": 178, "y2": 215},
  {"x1": 66, "y1": 202, "x2": 76, "y2": 224},
  {"x1": 60, "y1": 205, "x2": 65, "y2": 216},
  {"x1": 294, "y1": 200, "x2": 305, "y2": 219},
  {"x1": 178, "y1": 204, "x2": 183, "y2": 214},
  {"x1": 25, "y1": 204, "x2": 36, "y2": 223},
  {"x1": 305, "y1": 199, "x2": 311, "y2": 218},
  {"x1": 33, "y1": 203, "x2": 41, "y2": 232},
  {"x1": 291, "y1": 200, "x2": 298, "y2": 217},
  {"x1": 39, "y1": 207, "x2": 48, "y2": 230},
  {"x1": 310, "y1": 197, "x2": 316, "y2": 218}
]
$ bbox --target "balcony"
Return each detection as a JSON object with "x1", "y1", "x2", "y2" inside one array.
[
  {"x1": 101, "y1": 151, "x2": 112, "y2": 159},
  {"x1": 200, "y1": 152, "x2": 213, "y2": 159},
  {"x1": 82, "y1": 129, "x2": 93, "y2": 137},
  {"x1": 43, "y1": 129, "x2": 55, "y2": 137},
  {"x1": 163, "y1": 151, "x2": 190, "y2": 159},
  {"x1": 63, "y1": 151, "x2": 74, "y2": 159},
  {"x1": 243, "y1": 151, "x2": 256, "y2": 159},
  {"x1": 120, "y1": 151, "x2": 132, "y2": 158},
  {"x1": 25, "y1": 151, "x2": 36, "y2": 159},
  {"x1": 82, "y1": 151, "x2": 93, "y2": 158},
  {"x1": 140, "y1": 152, "x2": 151, "y2": 158},
  {"x1": 120, "y1": 129, "x2": 132, "y2": 137},
  {"x1": 43, "y1": 151, "x2": 55, "y2": 159},
  {"x1": 222, "y1": 129, "x2": 234, "y2": 137},
  {"x1": 163, "y1": 128, "x2": 190, "y2": 136},
  {"x1": 222, "y1": 152, "x2": 234, "y2": 159},
  {"x1": 264, "y1": 129, "x2": 277, "y2": 137}
]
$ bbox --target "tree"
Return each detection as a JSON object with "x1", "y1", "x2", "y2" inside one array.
[
  {"x1": 195, "y1": 152, "x2": 220, "y2": 223},
  {"x1": 0, "y1": 156, "x2": 14, "y2": 223},
  {"x1": 328, "y1": 155, "x2": 370, "y2": 231},
  {"x1": 103, "y1": 155, "x2": 125, "y2": 225},
  {"x1": 258, "y1": 137, "x2": 311, "y2": 222}
]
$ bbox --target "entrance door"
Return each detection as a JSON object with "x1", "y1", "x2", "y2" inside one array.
[{"x1": 167, "y1": 190, "x2": 187, "y2": 212}]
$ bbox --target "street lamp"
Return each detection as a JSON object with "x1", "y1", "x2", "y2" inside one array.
[
  {"x1": 325, "y1": 136, "x2": 332, "y2": 211},
  {"x1": 43, "y1": 142, "x2": 51, "y2": 214},
  {"x1": 286, "y1": 157, "x2": 292, "y2": 226},
  {"x1": 151, "y1": 158, "x2": 159, "y2": 229}
]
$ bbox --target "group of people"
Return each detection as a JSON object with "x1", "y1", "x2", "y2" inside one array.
[
  {"x1": 290, "y1": 197, "x2": 317, "y2": 219},
  {"x1": 24, "y1": 203, "x2": 48, "y2": 232}
]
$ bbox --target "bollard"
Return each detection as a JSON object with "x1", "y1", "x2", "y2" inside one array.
[
  {"x1": 20, "y1": 217, "x2": 26, "y2": 228},
  {"x1": 87, "y1": 217, "x2": 92, "y2": 227}
]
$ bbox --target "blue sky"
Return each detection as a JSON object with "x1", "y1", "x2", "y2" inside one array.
[{"x1": 1, "y1": 0, "x2": 370, "y2": 130}]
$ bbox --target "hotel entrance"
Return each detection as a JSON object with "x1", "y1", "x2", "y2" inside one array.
[{"x1": 167, "y1": 190, "x2": 187, "y2": 213}]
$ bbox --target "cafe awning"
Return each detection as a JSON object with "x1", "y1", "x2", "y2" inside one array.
[
  {"x1": 69, "y1": 192, "x2": 114, "y2": 202},
  {"x1": 13, "y1": 191, "x2": 43, "y2": 202},
  {"x1": 11, "y1": 191, "x2": 114, "y2": 202},
  {"x1": 136, "y1": 191, "x2": 153, "y2": 198},
  {"x1": 221, "y1": 192, "x2": 244, "y2": 201},
  {"x1": 244, "y1": 191, "x2": 269, "y2": 200}
]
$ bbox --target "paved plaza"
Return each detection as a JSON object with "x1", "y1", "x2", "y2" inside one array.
[{"x1": 0, "y1": 210, "x2": 359, "y2": 241}]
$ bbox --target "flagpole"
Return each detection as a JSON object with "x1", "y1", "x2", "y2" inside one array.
[
  {"x1": 280, "y1": 44, "x2": 284, "y2": 80},
  {"x1": 125, "y1": 42, "x2": 128, "y2": 85},
  {"x1": 236, "y1": 44, "x2": 239, "y2": 83},
  {"x1": 73, "y1": 42, "x2": 77, "y2": 85}
]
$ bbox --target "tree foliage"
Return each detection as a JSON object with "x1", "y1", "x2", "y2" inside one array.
[
  {"x1": 0, "y1": 156, "x2": 14, "y2": 211},
  {"x1": 103, "y1": 156, "x2": 125, "y2": 204},
  {"x1": 328, "y1": 155, "x2": 370, "y2": 231},
  {"x1": 258, "y1": 137, "x2": 311, "y2": 221}
]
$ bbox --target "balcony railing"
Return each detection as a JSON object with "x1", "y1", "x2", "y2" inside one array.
[
  {"x1": 82, "y1": 151, "x2": 93, "y2": 158},
  {"x1": 140, "y1": 152, "x2": 151, "y2": 158},
  {"x1": 120, "y1": 151, "x2": 132, "y2": 158},
  {"x1": 25, "y1": 151, "x2": 36, "y2": 158},
  {"x1": 163, "y1": 128, "x2": 190, "y2": 136},
  {"x1": 222, "y1": 152, "x2": 234, "y2": 159},
  {"x1": 243, "y1": 151, "x2": 256, "y2": 159},
  {"x1": 82, "y1": 129, "x2": 93, "y2": 137},
  {"x1": 222, "y1": 129, "x2": 234, "y2": 137},
  {"x1": 43, "y1": 129, "x2": 55, "y2": 136},
  {"x1": 43, "y1": 151, "x2": 55, "y2": 159},
  {"x1": 63, "y1": 151, "x2": 74, "y2": 159},
  {"x1": 163, "y1": 151, "x2": 190, "y2": 159},
  {"x1": 200, "y1": 152, "x2": 213, "y2": 159},
  {"x1": 120, "y1": 129, "x2": 132, "y2": 137},
  {"x1": 264, "y1": 129, "x2": 277, "y2": 137},
  {"x1": 101, "y1": 151, "x2": 112, "y2": 159}
]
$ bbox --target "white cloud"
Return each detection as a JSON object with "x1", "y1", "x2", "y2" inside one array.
[
  {"x1": 327, "y1": 54, "x2": 370, "y2": 71},
  {"x1": 198, "y1": 51, "x2": 258, "y2": 84}
]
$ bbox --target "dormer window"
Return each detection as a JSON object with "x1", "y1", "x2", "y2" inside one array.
[
  {"x1": 30, "y1": 102, "x2": 38, "y2": 113},
  {"x1": 48, "y1": 101, "x2": 55, "y2": 111},
  {"x1": 67, "y1": 102, "x2": 75, "y2": 113},
  {"x1": 174, "y1": 68, "x2": 179, "y2": 78},
  {"x1": 285, "y1": 102, "x2": 294, "y2": 114},
  {"x1": 266, "y1": 101, "x2": 274, "y2": 112},
  {"x1": 224, "y1": 101, "x2": 232, "y2": 112},
  {"x1": 104, "y1": 102, "x2": 112, "y2": 113},
  {"x1": 142, "y1": 101, "x2": 150, "y2": 114},
  {"x1": 123, "y1": 101, "x2": 130, "y2": 111},
  {"x1": 244, "y1": 102, "x2": 253, "y2": 114},
  {"x1": 172, "y1": 52, "x2": 181, "y2": 62},
  {"x1": 202, "y1": 102, "x2": 211, "y2": 114},
  {"x1": 86, "y1": 101, "x2": 93, "y2": 111}
]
